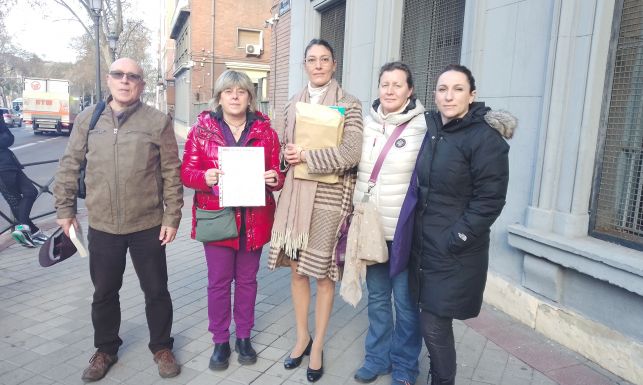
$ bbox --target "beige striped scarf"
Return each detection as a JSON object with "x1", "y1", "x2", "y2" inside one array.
[{"x1": 270, "y1": 79, "x2": 344, "y2": 258}]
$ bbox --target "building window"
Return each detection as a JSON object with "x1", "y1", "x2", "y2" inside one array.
[
  {"x1": 591, "y1": 0, "x2": 643, "y2": 250},
  {"x1": 175, "y1": 22, "x2": 190, "y2": 66},
  {"x1": 400, "y1": 0, "x2": 465, "y2": 108},
  {"x1": 319, "y1": 1, "x2": 346, "y2": 85},
  {"x1": 238, "y1": 29, "x2": 262, "y2": 49}
]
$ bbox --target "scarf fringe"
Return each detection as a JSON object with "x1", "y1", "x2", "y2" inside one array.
[{"x1": 271, "y1": 229, "x2": 309, "y2": 259}]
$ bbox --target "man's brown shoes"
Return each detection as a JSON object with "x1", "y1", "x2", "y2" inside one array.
[
  {"x1": 81, "y1": 351, "x2": 118, "y2": 382},
  {"x1": 81, "y1": 348, "x2": 179, "y2": 381},
  {"x1": 154, "y1": 348, "x2": 181, "y2": 378}
]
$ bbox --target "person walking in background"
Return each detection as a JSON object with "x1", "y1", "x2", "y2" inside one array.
[
  {"x1": 0, "y1": 117, "x2": 47, "y2": 247},
  {"x1": 267, "y1": 38, "x2": 363, "y2": 383},
  {"x1": 409, "y1": 64, "x2": 513, "y2": 385},
  {"x1": 352, "y1": 62, "x2": 425, "y2": 385},
  {"x1": 181, "y1": 70, "x2": 283, "y2": 371},
  {"x1": 54, "y1": 57, "x2": 184, "y2": 382}
]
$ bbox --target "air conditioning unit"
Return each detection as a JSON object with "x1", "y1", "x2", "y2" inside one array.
[{"x1": 245, "y1": 44, "x2": 261, "y2": 56}]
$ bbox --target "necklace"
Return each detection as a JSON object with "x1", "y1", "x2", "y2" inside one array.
[{"x1": 224, "y1": 118, "x2": 246, "y2": 132}]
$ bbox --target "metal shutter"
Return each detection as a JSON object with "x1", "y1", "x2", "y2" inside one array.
[
  {"x1": 400, "y1": 0, "x2": 466, "y2": 108},
  {"x1": 320, "y1": 1, "x2": 346, "y2": 85},
  {"x1": 591, "y1": 0, "x2": 643, "y2": 249}
]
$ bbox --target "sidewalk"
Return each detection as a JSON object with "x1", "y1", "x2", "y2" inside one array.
[{"x1": 0, "y1": 209, "x2": 633, "y2": 385}]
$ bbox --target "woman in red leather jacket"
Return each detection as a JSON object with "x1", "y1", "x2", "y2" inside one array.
[{"x1": 181, "y1": 70, "x2": 284, "y2": 371}]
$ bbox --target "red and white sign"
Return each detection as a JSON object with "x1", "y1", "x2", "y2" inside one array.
[{"x1": 30, "y1": 81, "x2": 41, "y2": 91}]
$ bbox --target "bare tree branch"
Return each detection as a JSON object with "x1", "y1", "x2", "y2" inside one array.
[{"x1": 51, "y1": 0, "x2": 92, "y2": 36}]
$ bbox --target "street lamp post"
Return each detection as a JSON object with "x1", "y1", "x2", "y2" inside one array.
[
  {"x1": 89, "y1": 0, "x2": 103, "y2": 101},
  {"x1": 108, "y1": 32, "x2": 118, "y2": 62}
]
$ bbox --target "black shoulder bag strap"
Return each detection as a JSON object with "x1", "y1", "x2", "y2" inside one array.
[{"x1": 77, "y1": 101, "x2": 106, "y2": 199}]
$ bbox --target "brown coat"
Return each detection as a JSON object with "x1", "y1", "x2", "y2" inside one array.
[
  {"x1": 268, "y1": 85, "x2": 363, "y2": 281},
  {"x1": 54, "y1": 98, "x2": 183, "y2": 234}
]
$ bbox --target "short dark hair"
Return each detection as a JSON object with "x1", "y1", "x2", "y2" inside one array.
[
  {"x1": 379, "y1": 61, "x2": 414, "y2": 89},
  {"x1": 304, "y1": 39, "x2": 335, "y2": 60},
  {"x1": 438, "y1": 64, "x2": 476, "y2": 92}
]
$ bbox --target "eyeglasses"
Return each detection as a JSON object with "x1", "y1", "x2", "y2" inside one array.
[
  {"x1": 304, "y1": 56, "x2": 333, "y2": 66},
  {"x1": 108, "y1": 71, "x2": 143, "y2": 82}
]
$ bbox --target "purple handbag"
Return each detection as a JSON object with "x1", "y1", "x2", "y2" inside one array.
[
  {"x1": 389, "y1": 169, "x2": 418, "y2": 277},
  {"x1": 334, "y1": 212, "x2": 352, "y2": 265},
  {"x1": 335, "y1": 122, "x2": 409, "y2": 267},
  {"x1": 389, "y1": 130, "x2": 429, "y2": 277}
]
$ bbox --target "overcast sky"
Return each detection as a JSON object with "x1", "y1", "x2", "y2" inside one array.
[{"x1": 6, "y1": 1, "x2": 159, "y2": 63}]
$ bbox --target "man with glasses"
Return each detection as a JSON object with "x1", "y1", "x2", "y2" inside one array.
[{"x1": 54, "y1": 58, "x2": 183, "y2": 382}]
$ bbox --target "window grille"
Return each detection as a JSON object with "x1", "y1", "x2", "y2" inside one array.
[
  {"x1": 175, "y1": 23, "x2": 190, "y2": 67},
  {"x1": 319, "y1": 1, "x2": 346, "y2": 85},
  {"x1": 591, "y1": 0, "x2": 643, "y2": 249},
  {"x1": 400, "y1": 0, "x2": 465, "y2": 108}
]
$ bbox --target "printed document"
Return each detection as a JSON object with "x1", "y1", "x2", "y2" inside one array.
[{"x1": 218, "y1": 147, "x2": 266, "y2": 207}]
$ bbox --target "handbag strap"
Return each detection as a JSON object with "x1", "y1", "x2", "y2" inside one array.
[{"x1": 368, "y1": 122, "x2": 409, "y2": 192}]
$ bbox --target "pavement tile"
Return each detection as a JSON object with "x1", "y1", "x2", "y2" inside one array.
[
  {"x1": 258, "y1": 345, "x2": 289, "y2": 361},
  {"x1": 252, "y1": 331, "x2": 280, "y2": 347},
  {"x1": 472, "y1": 367, "x2": 504, "y2": 384},
  {"x1": 532, "y1": 370, "x2": 559, "y2": 385},
  {"x1": 19, "y1": 376, "x2": 56, "y2": 385},
  {"x1": 225, "y1": 365, "x2": 262, "y2": 383},
  {"x1": 510, "y1": 342, "x2": 580, "y2": 374},
  {"x1": 546, "y1": 363, "x2": 620, "y2": 385},
  {"x1": 0, "y1": 360, "x2": 18, "y2": 377},
  {"x1": 0, "y1": 366, "x2": 36, "y2": 385},
  {"x1": 181, "y1": 338, "x2": 212, "y2": 354},
  {"x1": 0, "y1": 209, "x2": 635, "y2": 385},
  {"x1": 251, "y1": 373, "x2": 286, "y2": 385},
  {"x1": 185, "y1": 371, "x2": 223, "y2": 385}
]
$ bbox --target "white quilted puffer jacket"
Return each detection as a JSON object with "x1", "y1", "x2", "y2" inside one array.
[{"x1": 354, "y1": 98, "x2": 427, "y2": 240}]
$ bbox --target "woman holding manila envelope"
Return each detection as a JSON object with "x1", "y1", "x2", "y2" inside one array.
[
  {"x1": 180, "y1": 70, "x2": 284, "y2": 371},
  {"x1": 267, "y1": 39, "x2": 363, "y2": 382}
]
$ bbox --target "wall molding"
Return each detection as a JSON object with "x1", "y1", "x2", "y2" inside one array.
[{"x1": 485, "y1": 272, "x2": 643, "y2": 384}]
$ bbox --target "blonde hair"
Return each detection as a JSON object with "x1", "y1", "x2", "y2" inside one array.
[{"x1": 210, "y1": 70, "x2": 257, "y2": 113}]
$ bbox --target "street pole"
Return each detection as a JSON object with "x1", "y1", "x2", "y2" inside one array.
[{"x1": 94, "y1": 12, "x2": 101, "y2": 101}]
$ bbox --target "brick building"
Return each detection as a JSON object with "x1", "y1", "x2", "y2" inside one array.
[{"x1": 160, "y1": 0, "x2": 273, "y2": 135}]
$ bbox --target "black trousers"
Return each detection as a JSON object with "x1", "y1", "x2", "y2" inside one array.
[
  {"x1": 88, "y1": 225, "x2": 174, "y2": 355},
  {"x1": 0, "y1": 170, "x2": 38, "y2": 231},
  {"x1": 419, "y1": 310, "x2": 456, "y2": 385}
]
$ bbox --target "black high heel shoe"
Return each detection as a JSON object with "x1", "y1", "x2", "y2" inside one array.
[
  {"x1": 284, "y1": 336, "x2": 312, "y2": 369},
  {"x1": 306, "y1": 350, "x2": 323, "y2": 382}
]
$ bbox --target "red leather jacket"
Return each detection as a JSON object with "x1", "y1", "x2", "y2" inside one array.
[{"x1": 181, "y1": 110, "x2": 284, "y2": 251}]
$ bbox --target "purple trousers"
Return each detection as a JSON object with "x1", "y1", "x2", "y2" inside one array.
[{"x1": 204, "y1": 237, "x2": 261, "y2": 343}]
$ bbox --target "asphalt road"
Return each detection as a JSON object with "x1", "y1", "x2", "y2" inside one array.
[{"x1": 0, "y1": 124, "x2": 71, "y2": 233}]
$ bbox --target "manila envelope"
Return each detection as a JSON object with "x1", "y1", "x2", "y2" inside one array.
[{"x1": 294, "y1": 102, "x2": 344, "y2": 183}]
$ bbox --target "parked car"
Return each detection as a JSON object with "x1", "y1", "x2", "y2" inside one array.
[{"x1": 0, "y1": 108, "x2": 22, "y2": 127}]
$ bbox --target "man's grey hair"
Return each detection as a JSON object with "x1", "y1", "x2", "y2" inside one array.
[{"x1": 210, "y1": 70, "x2": 257, "y2": 113}]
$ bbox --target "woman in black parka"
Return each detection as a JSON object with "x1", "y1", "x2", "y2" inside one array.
[{"x1": 409, "y1": 64, "x2": 511, "y2": 385}]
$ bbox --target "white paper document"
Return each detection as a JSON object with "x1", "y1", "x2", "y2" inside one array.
[
  {"x1": 69, "y1": 225, "x2": 88, "y2": 258},
  {"x1": 218, "y1": 146, "x2": 266, "y2": 207}
]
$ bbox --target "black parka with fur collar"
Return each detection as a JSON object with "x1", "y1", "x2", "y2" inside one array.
[{"x1": 409, "y1": 102, "x2": 513, "y2": 320}]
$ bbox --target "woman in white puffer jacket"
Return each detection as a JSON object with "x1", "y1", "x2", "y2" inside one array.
[{"x1": 352, "y1": 62, "x2": 426, "y2": 385}]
